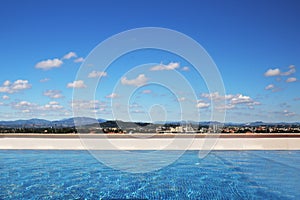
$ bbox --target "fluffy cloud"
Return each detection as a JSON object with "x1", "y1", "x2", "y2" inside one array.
[
  {"x1": 88, "y1": 71, "x2": 107, "y2": 78},
  {"x1": 74, "y1": 57, "x2": 84, "y2": 63},
  {"x1": 105, "y1": 93, "x2": 119, "y2": 99},
  {"x1": 181, "y1": 66, "x2": 190, "y2": 71},
  {"x1": 35, "y1": 51, "x2": 82, "y2": 70},
  {"x1": 284, "y1": 111, "x2": 296, "y2": 117},
  {"x1": 17, "y1": 101, "x2": 32, "y2": 107},
  {"x1": 67, "y1": 80, "x2": 87, "y2": 88},
  {"x1": 201, "y1": 92, "x2": 233, "y2": 101},
  {"x1": 71, "y1": 100, "x2": 107, "y2": 111},
  {"x1": 264, "y1": 65, "x2": 296, "y2": 77},
  {"x1": 215, "y1": 104, "x2": 236, "y2": 110},
  {"x1": 281, "y1": 65, "x2": 296, "y2": 76},
  {"x1": 12, "y1": 100, "x2": 64, "y2": 114},
  {"x1": 265, "y1": 84, "x2": 275, "y2": 90},
  {"x1": 286, "y1": 77, "x2": 297, "y2": 83},
  {"x1": 196, "y1": 100, "x2": 210, "y2": 109},
  {"x1": 150, "y1": 62, "x2": 179, "y2": 71},
  {"x1": 0, "y1": 80, "x2": 32, "y2": 93},
  {"x1": 42, "y1": 101, "x2": 63, "y2": 110},
  {"x1": 230, "y1": 94, "x2": 253, "y2": 105},
  {"x1": 63, "y1": 52, "x2": 77, "y2": 60},
  {"x1": 12, "y1": 101, "x2": 34, "y2": 111},
  {"x1": 276, "y1": 110, "x2": 297, "y2": 117},
  {"x1": 43, "y1": 90, "x2": 64, "y2": 99},
  {"x1": 35, "y1": 58, "x2": 63, "y2": 70},
  {"x1": 201, "y1": 92, "x2": 260, "y2": 110},
  {"x1": 2, "y1": 95, "x2": 9, "y2": 100},
  {"x1": 11, "y1": 80, "x2": 31, "y2": 90},
  {"x1": 264, "y1": 68, "x2": 281, "y2": 77},
  {"x1": 3, "y1": 80, "x2": 10, "y2": 86},
  {"x1": 121, "y1": 74, "x2": 148, "y2": 87}
]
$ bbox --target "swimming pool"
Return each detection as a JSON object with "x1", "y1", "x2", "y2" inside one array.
[{"x1": 1, "y1": 150, "x2": 299, "y2": 199}]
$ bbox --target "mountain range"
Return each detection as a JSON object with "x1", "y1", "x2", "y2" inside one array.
[
  {"x1": 0, "y1": 118, "x2": 299, "y2": 128},
  {"x1": 0, "y1": 117, "x2": 106, "y2": 128}
]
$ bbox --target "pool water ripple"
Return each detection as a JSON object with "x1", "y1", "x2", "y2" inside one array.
[{"x1": 1, "y1": 150, "x2": 299, "y2": 200}]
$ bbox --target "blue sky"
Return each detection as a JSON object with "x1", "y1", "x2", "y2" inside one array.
[{"x1": 0, "y1": 0, "x2": 299, "y2": 122}]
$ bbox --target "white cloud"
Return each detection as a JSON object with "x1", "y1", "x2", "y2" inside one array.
[
  {"x1": 196, "y1": 101, "x2": 210, "y2": 109},
  {"x1": 71, "y1": 100, "x2": 107, "y2": 112},
  {"x1": 286, "y1": 77, "x2": 297, "y2": 83},
  {"x1": 2, "y1": 95, "x2": 9, "y2": 100},
  {"x1": 67, "y1": 80, "x2": 87, "y2": 88},
  {"x1": 121, "y1": 74, "x2": 148, "y2": 87},
  {"x1": 74, "y1": 57, "x2": 84, "y2": 63},
  {"x1": 11, "y1": 80, "x2": 31, "y2": 90},
  {"x1": 229, "y1": 94, "x2": 260, "y2": 108},
  {"x1": 230, "y1": 94, "x2": 252, "y2": 104},
  {"x1": 264, "y1": 65, "x2": 296, "y2": 77},
  {"x1": 9, "y1": 100, "x2": 70, "y2": 117},
  {"x1": 264, "y1": 68, "x2": 281, "y2": 77},
  {"x1": 201, "y1": 92, "x2": 260, "y2": 110},
  {"x1": 201, "y1": 92, "x2": 233, "y2": 101},
  {"x1": 247, "y1": 101, "x2": 261, "y2": 106},
  {"x1": 216, "y1": 104, "x2": 235, "y2": 110},
  {"x1": 0, "y1": 84, "x2": 8, "y2": 93},
  {"x1": 105, "y1": 93, "x2": 119, "y2": 99},
  {"x1": 42, "y1": 101, "x2": 63, "y2": 110},
  {"x1": 283, "y1": 110, "x2": 296, "y2": 117},
  {"x1": 150, "y1": 62, "x2": 179, "y2": 71},
  {"x1": 281, "y1": 65, "x2": 296, "y2": 76},
  {"x1": 12, "y1": 100, "x2": 65, "y2": 114},
  {"x1": 49, "y1": 101, "x2": 59, "y2": 105},
  {"x1": 181, "y1": 66, "x2": 189, "y2": 71},
  {"x1": 3, "y1": 80, "x2": 10, "y2": 86},
  {"x1": 63, "y1": 52, "x2": 77, "y2": 60},
  {"x1": 265, "y1": 84, "x2": 275, "y2": 90},
  {"x1": 43, "y1": 90, "x2": 64, "y2": 99},
  {"x1": 40, "y1": 78, "x2": 50, "y2": 83},
  {"x1": 13, "y1": 101, "x2": 33, "y2": 108},
  {"x1": 0, "y1": 79, "x2": 32, "y2": 93},
  {"x1": 35, "y1": 58, "x2": 63, "y2": 70},
  {"x1": 88, "y1": 71, "x2": 107, "y2": 78}
]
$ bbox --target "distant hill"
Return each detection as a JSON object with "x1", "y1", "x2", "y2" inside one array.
[
  {"x1": 52, "y1": 117, "x2": 106, "y2": 127},
  {"x1": 0, "y1": 118, "x2": 52, "y2": 128},
  {"x1": 0, "y1": 118, "x2": 299, "y2": 129},
  {"x1": 0, "y1": 117, "x2": 106, "y2": 128}
]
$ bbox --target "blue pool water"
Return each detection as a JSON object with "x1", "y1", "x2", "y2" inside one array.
[{"x1": 1, "y1": 150, "x2": 300, "y2": 199}]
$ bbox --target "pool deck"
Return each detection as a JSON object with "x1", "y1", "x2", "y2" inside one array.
[{"x1": 1, "y1": 133, "x2": 300, "y2": 150}]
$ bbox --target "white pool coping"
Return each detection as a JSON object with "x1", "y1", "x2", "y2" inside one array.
[{"x1": 1, "y1": 134, "x2": 300, "y2": 150}]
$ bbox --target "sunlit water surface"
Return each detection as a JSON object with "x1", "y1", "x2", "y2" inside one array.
[{"x1": 1, "y1": 150, "x2": 300, "y2": 199}]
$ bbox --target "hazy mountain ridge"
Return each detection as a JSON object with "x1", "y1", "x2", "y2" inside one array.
[
  {"x1": 0, "y1": 117, "x2": 106, "y2": 128},
  {"x1": 0, "y1": 118, "x2": 299, "y2": 128}
]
